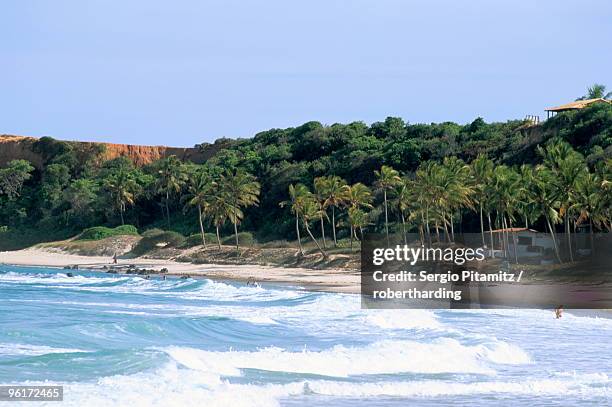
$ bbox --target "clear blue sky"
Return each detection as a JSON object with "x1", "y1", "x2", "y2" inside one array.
[{"x1": 2, "y1": 0, "x2": 611, "y2": 146}]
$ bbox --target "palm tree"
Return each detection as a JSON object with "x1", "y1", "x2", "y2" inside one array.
[
  {"x1": 571, "y1": 171, "x2": 603, "y2": 254},
  {"x1": 539, "y1": 141, "x2": 587, "y2": 262},
  {"x1": 343, "y1": 183, "x2": 373, "y2": 250},
  {"x1": 470, "y1": 154, "x2": 494, "y2": 248},
  {"x1": 577, "y1": 83, "x2": 612, "y2": 100},
  {"x1": 490, "y1": 165, "x2": 521, "y2": 262},
  {"x1": 208, "y1": 186, "x2": 229, "y2": 250},
  {"x1": 279, "y1": 183, "x2": 310, "y2": 255},
  {"x1": 313, "y1": 177, "x2": 329, "y2": 248},
  {"x1": 390, "y1": 178, "x2": 412, "y2": 245},
  {"x1": 374, "y1": 165, "x2": 401, "y2": 244},
  {"x1": 414, "y1": 162, "x2": 438, "y2": 246},
  {"x1": 526, "y1": 164, "x2": 562, "y2": 262},
  {"x1": 155, "y1": 156, "x2": 187, "y2": 228},
  {"x1": 185, "y1": 170, "x2": 212, "y2": 247},
  {"x1": 348, "y1": 207, "x2": 369, "y2": 243},
  {"x1": 103, "y1": 166, "x2": 140, "y2": 225},
  {"x1": 441, "y1": 157, "x2": 473, "y2": 242},
  {"x1": 300, "y1": 196, "x2": 329, "y2": 258},
  {"x1": 517, "y1": 165, "x2": 540, "y2": 229},
  {"x1": 219, "y1": 169, "x2": 260, "y2": 255},
  {"x1": 319, "y1": 176, "x2": 347, "y2": 247}
]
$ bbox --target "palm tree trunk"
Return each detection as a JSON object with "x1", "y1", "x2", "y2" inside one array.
[
  {"x1": 198, "y1": 204, "x2": 206, "y2": 247},
  {"x1": 233, "y1": 204, "x2": 239, "y2": 255},
  {"x1": 305, "y1": 221, "x2": 327, "y2": 258},
  {"x1": 319, "y1": 212, "x2": 326, "y2": 249},
  {"x1": 350, "y1": 225, "x2": 354, "y2": 252},
  {"x1": 332, "y1": 206, "x2": 337, "y2": 247},
  {"x1": 589, "y1": 219, "x2": 595, "y2": 255},
  {"x1": 545, "y1": 214, "x2": 562, "y2": 263},
  {"x1": 508, "y1": 216, "x2": 518, "y2": 264},
  {"x1": 216, "y1": 225, "x2": 221, "y2": 249},
  {"x1": 501, "y1": 215, "x2": 508, "y2": 258},
  {"x1": 401, "y1": 212, "x2": 407, "y2": 245},
  {"x1": 418, "y1": 224, "x2": 424, "y2": 246},
  {"x1": 443, "y1": 217, "x2": 450, "y2": 243},
  {"x1": 295, "y1": 212, "x2": 303, "y2": 255},
  {"x1": 384, "y1": 189, "x2": 389, "y2": 245},
  {"x1": 119, "y1": 202, "x2": 125, "y2": 226},
  {"x1": 425, "y1": 206, "x2": 431, "y2": 247},
  {"x1": 165, "y1": 191, "x2": 171, "y2": 228},
  {"x1": 565, "y1": 215, "x2": 574, "y2": 262},
  {"x1": 480, "y1": 204, "x2": 485, "y2": 246},
  {"x1": 488, "y1": 212, "x2": 494, "y2": 258},
  {"x1": 450, "y1": 213, "x2": 455, "y2": 243}
]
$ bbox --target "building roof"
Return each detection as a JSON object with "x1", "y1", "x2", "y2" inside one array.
[{"x1": 545, "y1": 98, "x2": 610, "y2": 112}]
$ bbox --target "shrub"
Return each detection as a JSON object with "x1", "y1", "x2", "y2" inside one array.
[
  {"x1": 114, "y1": 225, "x2": 138, "y2": 235},
  {"x1": 181, "y1": 233, "x2": 221, "y2": 248},
  {"x1": 78, "y1": 225, "x2": 139, "y2": 240},
  {"x1": 260, "y1": 240, "x2": 290, "y2": 249},
  {"x1": 142, "y1": 228, "x2": 164, "y2": 238},
  {"x1": 183, "y1": 234, "x2": 204, "y2": 248},
  {"x1": 221, "y1": 232, "x2": 255, "y2": 246},
  {"x1": 131, "y1": 230, "x2": 186, "y2": 255}
]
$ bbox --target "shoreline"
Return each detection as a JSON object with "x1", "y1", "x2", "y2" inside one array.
[
  {"x1": 2, "y1": 248, "x2": 610, "y2": 319},
  {"x1": 0, "y1": 248, "x2": 361, "y2": 294}
]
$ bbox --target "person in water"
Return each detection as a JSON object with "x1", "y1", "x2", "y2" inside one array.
[{"x1": 555, "y1": 305, "x2": 564, "y2": 319}]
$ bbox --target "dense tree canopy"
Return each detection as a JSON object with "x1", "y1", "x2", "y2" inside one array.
[{"x1": 0, "y1": 101, "x2": 610, "y2": 251}]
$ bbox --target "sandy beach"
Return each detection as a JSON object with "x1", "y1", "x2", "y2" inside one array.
[{"x1": 0, "y1": 248, "x2": 361, "y2": 293}]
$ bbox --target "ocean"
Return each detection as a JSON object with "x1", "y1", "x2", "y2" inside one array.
[{"x1": 0, "y1": 265, "x2": 610, "y2": 406}]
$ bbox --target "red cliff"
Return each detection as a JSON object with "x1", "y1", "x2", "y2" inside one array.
[{"x1": 0, "y1": 134, "x2": 209, "y2": 169}]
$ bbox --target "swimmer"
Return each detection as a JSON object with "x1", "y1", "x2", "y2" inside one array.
[{"x1": 555, "y1": 305, "x2": 564, "y2": 319}]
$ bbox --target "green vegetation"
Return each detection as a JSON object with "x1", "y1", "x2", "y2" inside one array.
[
  {"x1": 0, "y1": 85, "x2": 610, "y2": 261},
  {"x1": 78, "y1": 225, "x2": 139, "y2": 241},
  {"x1": 131, "y1": 229, "x2": 186, "y2": 255}
]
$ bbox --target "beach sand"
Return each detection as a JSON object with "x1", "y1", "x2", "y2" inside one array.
[{"x1": 0, "y1": 248, "x2": 361, "y2": 293}]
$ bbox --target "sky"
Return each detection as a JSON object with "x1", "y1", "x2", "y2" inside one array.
[{"x1": 2, "y1": 0, "x2": 611, "y2": 147}]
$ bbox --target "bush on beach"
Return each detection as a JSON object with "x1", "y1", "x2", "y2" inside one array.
[
  {"x1": 221, "y1": 232, "x2": 255, "y2": 246},
  {"x1": 131, "y1": 229, "x2": 186, "y2": 255},
  {"x1": 78, "y1": 225, "x2": 139, "y2": 240}
]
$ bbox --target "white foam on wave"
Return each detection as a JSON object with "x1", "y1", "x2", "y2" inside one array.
[
  {"x1": 1, "y1": 271, "x2": 303, "y2": 302},
  {"x1": 160, "y1": 338, "x2": 529, "y2": 378},
  {"x1": 9, "y1": 366, "x2": 610, "y2": 407},
  {"x1": 0, "y1": 343, "x2": 89, "y2": 356},
  {"x1": 0, "y1": 271, "x2": 114, "y2": 285},
  {"x1": 288, "y1": 375, "x2": 612, "y2": 398},
  {"x1": 365, "y1": 309, "x2": 442, "y2": 330}
]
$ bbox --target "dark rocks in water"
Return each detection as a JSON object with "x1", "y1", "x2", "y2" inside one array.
[
  {"x1": 107, "y1": 270, "x2": 118, "y2": 274},
  {"x1": 160, "y1": 268, "x2": 168, "y2": 273},
  {"x1": 66, "y1": 272, "x2": 74, "y2": 277},
  {"x1": 71, "y1": 265, "x2": 79, "y2": 270},
  {"x1": 63, "y1": 265, "x2": 71, "y2": 269},
  {"x1": 180, "y1": 275, "x2": 190, "y2": 279}
]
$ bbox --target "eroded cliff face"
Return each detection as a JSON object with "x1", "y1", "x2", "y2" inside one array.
[
  {"x1": 0, "y1": 134, "x2": 207, "y2": 168},
  {"x1": 0, "y1": 135, "x2": 43, "y2": 168}
]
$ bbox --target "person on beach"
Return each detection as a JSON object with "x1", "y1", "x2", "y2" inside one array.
[
  {"x1": 555, "y1": 305, "x2": 564, "y2": 319},
  {"x1": 113, "y1": 253, "x2": 118, "y2": 264}
]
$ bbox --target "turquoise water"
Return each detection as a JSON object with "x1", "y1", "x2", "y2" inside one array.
[{"x1": 0, "y1": 265, "x2": 610, "y2": 406}]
